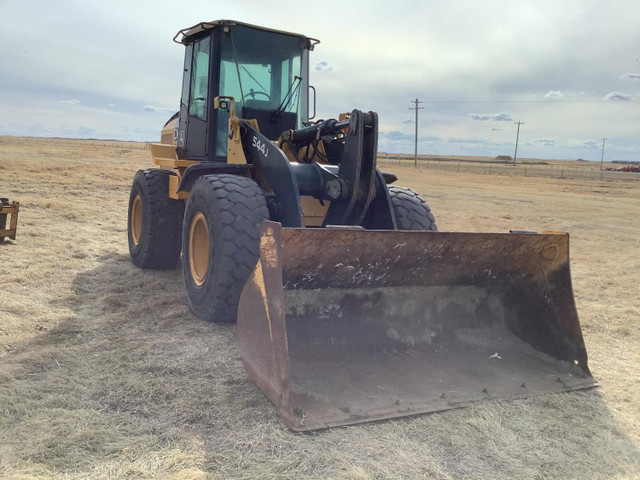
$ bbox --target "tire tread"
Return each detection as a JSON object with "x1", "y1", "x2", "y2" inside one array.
[
  {"x1": 183, "y1": 174, "x2": 269, "y2": 323},
  {"x1": 128, "y1": 169, "x2": 184, "y2": 269},
  {"x1": 388, "y1": 186, "x2": 437, "y2": 231}
]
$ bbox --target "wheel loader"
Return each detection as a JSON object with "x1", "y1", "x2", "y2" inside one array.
[{"x1": 128, "y1": 20, "x2": 596, "y2": 431}]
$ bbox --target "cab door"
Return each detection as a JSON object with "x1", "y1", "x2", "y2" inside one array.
[{"x1": 179, "y1": 35, "x2": 211, "y2": 160}]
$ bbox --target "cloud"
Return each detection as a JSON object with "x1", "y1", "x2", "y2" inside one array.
[
  {"x1": 381, "y1": 130, "x2": 413, "y2": 142},
  {"x1": 1, "y1": 1, "x2": 639, "y2": 161},
  {"x1": 469, "y1": 113, "x2": 513, "y2": 122},
  {"x1": 76, "y1": 126, "x2": 96, "y2": 136},
  {"x1": 314, "y1": 61, "x2": 333, "y2": 72},
  {"x1": 26, "y1": 124, "x2": 55, "y2": 136},
  {"x1": 602, "y1": 91, "x2": 632, "y2": 102},
  {"x1": 142, "y1": 105, "x2": 175, "y2": 113},
  {"x1": 620, "y1": 73, "x2": 640, "y2": 81},
  {"x1": 381, "y1": 130, "x2": 442, "y2": 143},
  {"x1": 535, "y1": 138, "x2": 556, "y2": 146},
  {"x1": 581, "y1": 140, "x2": 600, "y2": 149}
]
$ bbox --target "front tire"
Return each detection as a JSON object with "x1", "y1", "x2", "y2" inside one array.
[
  {"x1": 182, "y1": 174, "x2": 269, "y2": 323},
  {"x1": 128, "y1": 169, "x2": 184, "y2": 269},
  {"x1": 388, "y1": 186, "x2": 437, "y2": 231}
]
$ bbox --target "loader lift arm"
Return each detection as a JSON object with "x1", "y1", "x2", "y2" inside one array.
[{"x1": 239, "y1": 109, "x2": 395, "y2": 229}]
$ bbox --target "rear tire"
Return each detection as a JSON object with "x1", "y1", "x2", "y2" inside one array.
[
  {"x1": 388, "y1": 186, "x2": 437, "y2": 231},
  {"x1": 182, "y1": 174, "x2": 269, "y2": 323},
  {"x1": 128, "y1": 169, "x2": 184, "y2": 269}
]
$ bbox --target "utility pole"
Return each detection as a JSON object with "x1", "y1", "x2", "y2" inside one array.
[
  {"x1": 409, "y1": 98, "x2": 423, "y2": 167},
  {"x1": 513, "y1": 121, "x2": 525, "y2": 166},
  {"x1": 600, "y1": 138, "x2": 606, "y2": 171}
]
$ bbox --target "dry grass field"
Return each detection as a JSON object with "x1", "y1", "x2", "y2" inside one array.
[{"x1": 1, "y1": 137, "x2": 639, "y2": 479}]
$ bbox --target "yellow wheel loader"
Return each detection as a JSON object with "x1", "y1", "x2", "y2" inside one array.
[{"x1": 128, "y1": 20, "x2": 596, "y2": 431}]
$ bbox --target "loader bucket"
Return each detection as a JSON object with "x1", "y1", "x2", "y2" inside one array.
[{"x1": 237, "y1": 221, "x2": 597, "y2": 431}]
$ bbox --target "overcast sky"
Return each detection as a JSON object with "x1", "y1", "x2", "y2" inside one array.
[{"x1": 1, "y1": 0, "x2": 639, "y2": 161}]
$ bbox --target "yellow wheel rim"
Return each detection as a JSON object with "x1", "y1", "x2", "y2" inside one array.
[
  {"x1": 131, "y1": 195, "x2": 142, "y2": 246},
  {"x1": 189, "y1": 212, "x2": 209, "y2": 286}
]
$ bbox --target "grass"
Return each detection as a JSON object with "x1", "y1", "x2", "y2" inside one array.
[{"x1": 0, "y1": 137, "x2": 639, "y2": 479}]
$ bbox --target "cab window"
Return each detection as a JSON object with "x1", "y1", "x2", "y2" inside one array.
[{"x1": 189, "y1": 37, "x2": 210, "y2": 119}]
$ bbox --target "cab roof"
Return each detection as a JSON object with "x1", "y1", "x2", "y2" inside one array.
[{"x1": 173, "y1": 19, "x2": 319, "y2": 49}]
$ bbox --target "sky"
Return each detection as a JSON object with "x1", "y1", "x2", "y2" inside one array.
[{"x1": 1, "y1": 0, "x2": 639, "y2": 161}]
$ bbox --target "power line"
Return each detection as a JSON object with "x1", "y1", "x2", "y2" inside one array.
[
  {"x1": 399, "y1": 107, "x2": 412, "y2": 124},
  {"x1": 409, "y1": 98, "x2": 423, "y2": 167}
]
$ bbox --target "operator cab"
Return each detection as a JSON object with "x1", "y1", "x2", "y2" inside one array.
[{"x1": 174, "y1": 20, "x2": 318, "y2": 161}]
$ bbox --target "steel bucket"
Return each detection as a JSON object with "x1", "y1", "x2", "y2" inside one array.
[{"x1": 237, "y1": 221, "x2": 596, "y2": 431}]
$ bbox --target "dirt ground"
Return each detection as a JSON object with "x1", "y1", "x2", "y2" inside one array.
[{"x1": 1, "y1": 137, "x2": 639, "y2": 479}]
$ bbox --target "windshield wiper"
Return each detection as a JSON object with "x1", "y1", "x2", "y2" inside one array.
[{"x1": 271, "y1": 75, "x2": 302, "y2": 123}]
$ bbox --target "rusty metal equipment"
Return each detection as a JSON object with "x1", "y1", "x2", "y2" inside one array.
[
  {"x1": 0, "y1": 198, "x2": 19, "y2": 242},
  {"x1": 237, "y1": 221, "x2": 597, "y2": 431}
]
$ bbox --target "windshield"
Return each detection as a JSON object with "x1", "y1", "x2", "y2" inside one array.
[{"x1": 217, "y1": 25, "x2": 308, "y2": 155}]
